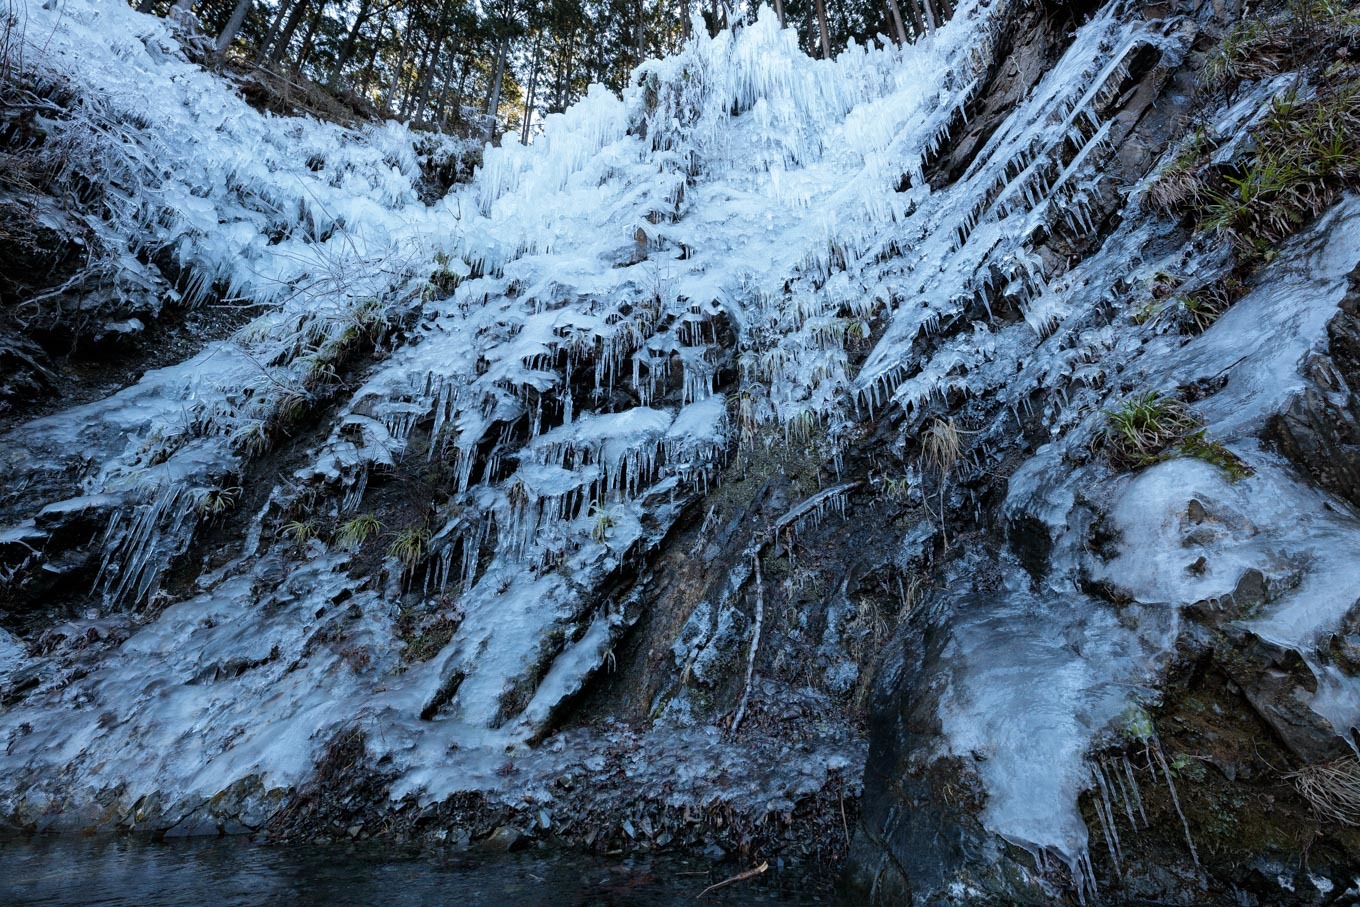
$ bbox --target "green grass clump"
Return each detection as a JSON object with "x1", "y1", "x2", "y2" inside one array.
[
  {"x1": 590, "y1": 504, "x2": 615, "y2": 542},
  {"x1": 1132, "y1": 299, "x2": 1164, "y2": 326},
  {"x1": 1105, "y1": 392, "x2": 1199, "y2": 465},
  {"x1": 337, "y1": 514, "x2": 384, "y2": 548},
  {"x1": 423, "y1": 252, "x2": 464, "y2": 301},
  {"x1": 1292, "y1": 0, "x2": 1360, "y2": 38},
  {"x1": 1151, "y1": 0, "x2": 1360, "y2": 262},
  {"x1": 1104, "y1": 393, "x2": 1252, "y2": 480},
  {"x1": 1175, "y1": 277, "x2": 1244, "y2": 333},
  {"x1": 1119, "y1": 704, "x2": 1156, "y2": 742},
  {"x1": 401, "y1": 614, "x2": 460, "y2": 663},
  {"x1": 230, "y1": 419, "x2": 271, "y2": 458},
  {"x1": 281, "y1": 519, "x2": 319, "y2": 545},
  {"x1": 1200, "y1": 84, "x2": 1360, "y2": 255},
  {"x1": 1146, "y1": 128, "x2": 1218, "y2": 215},
  {"x1": 388, "y1": 526, "x2": 431, "y2": 568},
  {"x1": 197, "y1": 485, "x2": 241, "y2": 516}
]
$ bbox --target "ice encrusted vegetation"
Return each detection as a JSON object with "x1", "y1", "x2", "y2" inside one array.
[{"x1": 2, "y1": 0, "x2": 1360, "y2": 891}]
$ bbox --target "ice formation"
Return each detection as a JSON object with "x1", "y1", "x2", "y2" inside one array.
[{"x1": 2, "y1": 0, "x2": 1359, "y2": 890}]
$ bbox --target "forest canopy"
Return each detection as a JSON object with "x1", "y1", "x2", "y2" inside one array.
[{"x1": 145, "y1": 0, "x2": 949, "y2": 141}]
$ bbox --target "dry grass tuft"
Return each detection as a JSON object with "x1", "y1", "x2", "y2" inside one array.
[
  {"x1": 1288, "y1": 756, "x2": 1360, "y2": 825},
  {"x1": 921, "y1": 417, "x2": 962, "y2": 477},
  {"x1": 1202, "y1": 20, "x2": 1292, "y2": 93}
]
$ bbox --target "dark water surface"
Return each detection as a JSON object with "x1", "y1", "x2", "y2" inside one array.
[{"x1": 0, "y1": 836, "x2": 841, "y2": 905}]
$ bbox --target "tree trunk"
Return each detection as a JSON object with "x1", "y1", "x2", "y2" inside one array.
[
  {"x1": 358, "y1": 11, "x2": 389, "y2": 93},
  {"x1": 254, "y1": 0, "x2": 291, "y2": 61},
  {"x1": 773, "y1": 0, "x2": 785, "y2": 27},
  {"x1": 215, "y1": 0, "x2": 253, "y2": 53},
  {"x1": 634, "y1": 0, "x2": 644, "y2": 65},
  {"x1": 413, "y1": 27, "x2": 454, "y2": 124},
  {"x1": 814, "y1": 0, "x2": 831, "y2": 57},
  {"x1": 436, "y1": 71, "x2": 454, "y2": 130},
  {"x1": 327, "y1": 0, "x2": 373, "y2": 83},
  {"x1": 265, "y1": 0, "x2": 312, "y2": 65},
  {"x1": 291, "y1": 0, "x2": 328, "y2": 73},
  {"x1": 484, "y1": 38, "x2": 508, "y2": 141},
  {"x1": 884, "y1": 0, "x2": 907, "y2": 43},
  {"x1": 383, "y1": 35, "x2": 411, "y2": 115},
  {"x1": 520, "y1": 32, "x2": 541, "y2": 144},
  {"x1": 433, "y1": 38, "x2": 461, "y2": 129},
  {"x1": 919, "y1": 0, "x2": 937, "y2": 33},
  {"x1": 399, "y1": 27, "x2": 439, "y2": 117}
]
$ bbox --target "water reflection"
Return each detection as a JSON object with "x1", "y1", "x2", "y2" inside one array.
[{"x1": 0, "y1": 836, "x2": 837, "y2": 905}]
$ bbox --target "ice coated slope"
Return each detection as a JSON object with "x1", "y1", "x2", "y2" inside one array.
[
  {"x1": 2, "y1": 0, "x2": 1358, "y2": 885},
  {"x1": 1, "y1": 0, "x2": 979, "y2": 828}
]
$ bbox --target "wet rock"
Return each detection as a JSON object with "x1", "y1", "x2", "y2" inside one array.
[
  {"x1": 1264, "y1": 282, "x2": 1360, "y2": 510},
  {"x1": 479, "y1": 825, "x2": 529, "y2": 852},
  {"x1": 33, "y1": 494, "x2": 120, "y2": 550},
  {"x1": 1215, "y1": 627, "x2": 1351, "y2": 764},
  {"x1": 1325, "y1": 603, "x2": 1360, "y2": 675}
]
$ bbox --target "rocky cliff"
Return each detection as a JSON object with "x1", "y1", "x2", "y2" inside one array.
[{"x1": 2, "y1": 0, "x2": 1359, "y2": 902}]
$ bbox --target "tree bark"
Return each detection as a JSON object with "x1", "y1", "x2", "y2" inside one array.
[
  {"x1": 399, "y1": 26, "x2": 439, "y2": 116},
  {"x1": 413, "y1": 24, "x2": 455, "y2": 123},
  {"x1": 901, "y1": 0, "x2": 923, "y2": 37},
  {"x1": 358, "y1": 10, "x2": 390, "y2": 94},
  {"x1": 884, "y1": 0, "x2": 907, "y2": 43},
  {"x1": 814, "y1": 0, "x2": 831, "y2": 57},
  {"x1": 265, "y1": 0, "x2": 312, "y2": 65},
  {"x1": 484, "y1": 38, "x2": 508, "y2": 141},
  {"x1": 919, "y1": 0, "x2": 937, "y2": 33},
  {"x1": 215, "y1": 0, "x2": 253, "y2": 53},
  {"x1": 634, "y1": 0, "x2": 644, "y2": 65},
  {"x1": 383, "y1": 33, "x2": 411, "y2": 115},
  {"x1": 773, "y1": 0, "x2": 785, "y2": 27},
  {"x1": 327, "y1": 0, "x2": 374, "y2": 83},
  {"x1": 254, "y1": 0, "x2": 291, "y2": 61},
  {"x1": 520, "y1": 32, "x2": 542, "y2": 144},
  {"x1": 291, "y1": 0, "x2": 329, "y2": 73}
]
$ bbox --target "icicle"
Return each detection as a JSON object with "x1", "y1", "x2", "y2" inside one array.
[
  {"x1": 1092, "y1": 761, "x2": 1124, "y2": 878},
  {"x1": 1150, "y1": 739, "x2": 1200, "y2": 866}
]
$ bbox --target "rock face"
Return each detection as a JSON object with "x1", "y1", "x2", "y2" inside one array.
[
  {"x1": 3, "y1": 0, "x2": 1360, "y2": 901},
  {"x1": 1266, "y1": 280, "x2": 1360, "y2": 512}
]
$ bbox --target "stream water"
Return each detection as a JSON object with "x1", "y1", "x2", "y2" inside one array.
[{"x1": 0, "y1": 836, "x2": 839, "y2": 905}]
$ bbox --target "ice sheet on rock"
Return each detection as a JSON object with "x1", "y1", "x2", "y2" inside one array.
[
  {"x1": 0, "y1": 555, "x2": 389, "y2": 820},
  {"x1": 517, "y1": 607, "x2": 623, "y2": 730},
  {"x1": 1092, "y1": 455, "x2": 1360, "y2": 741},
  {"x1": 0, "y1": 630, "x2": 25, "y2": 688},
  {"x1": 1160, "y1": 198, "x2": 1360, "y2": 439},
  {"x1": 938, "y1": 578, "x2": 1180, "y2": 858},
  {"x1": 949, "y1": 193, "x2": 1360, "y2": 863}
]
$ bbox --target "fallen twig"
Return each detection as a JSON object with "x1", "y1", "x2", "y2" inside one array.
[
  {"x1": 728, "y1": 551, "x2": 764, "y2": 737},
  {"x1": 697, "y1": 861, "x2": 769, "y2": 898}
]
